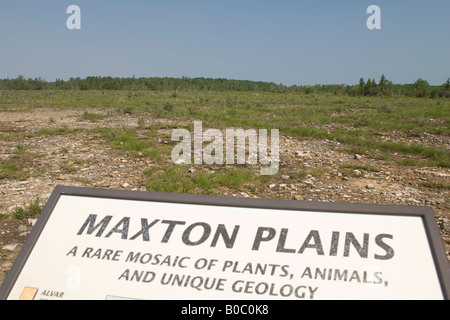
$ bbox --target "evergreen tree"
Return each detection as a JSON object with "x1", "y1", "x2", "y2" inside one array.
[
  {"x1": 378, "y1": 74, "x2": 392, "y2": 96},
  {"x1": 441, "y1": 78, "x2": 450, "y2": 98},
  {"x1": 445, "y1": 78, "x2": 450, "y2": 90},
  {"x1": 413, "y1": 78, "x2": 430, "y2": 97},
  {"x1": 364, "y1": 78, "x2": 377, "y2": 96},
  {"x1": 378, "y1": 74, "x2": 387, "y2": 96},
  {"x1": 358, "y1": 78, "x2": 365, "y2": 96}
]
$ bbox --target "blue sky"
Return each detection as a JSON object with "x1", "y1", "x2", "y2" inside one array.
[{"x1": 0, "y1": 0, "x2": 449, "y2": 85}]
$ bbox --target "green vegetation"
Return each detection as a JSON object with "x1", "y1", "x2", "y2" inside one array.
[
  {"x1": 0, "y1": 161, "x2": 28, "y2": 180},
  {"x1": 420, "y1": 181, "x2": 450, "y2": 190},
  {"x1": 31, "y1": 126, "x2": 75, "y2": 137},
  {"x1": 103, "y1": 128, "x2": 156, "y2": 154},
  {"x1": 60, "y1": 162, "x2": 79, "y2": 174},
  {"x1": 2, "y1": 75, "x2": 450, "y2": 98},
  {"x1": 144, "y1": 165, "x2": 262, "y2": 195},
  {"x1": 0, "y1": 78, "x2": 448, "y2": 223},
  {"x1": 11, "y1": 197, "x2": 43, "y2": 220},
  {"x1": 1, "y1": 87, "x2": 448, "y2": 168},
  {"x1": 82, "y1": 111, "x2": 107, "y2": 122},
  {"x1": 293, "y1": 168, "x2": 326, "y2": 179},
  {"x1": 339, "y1": 164, "x2": 381, "y2": 178},
  {"x1": 0, "y1": 145, "x2": 42, "y2": 180},
  {"x1": 0, "y1": 74, "x2": 449, "y2": 202},
  {"x1": 215, "y1": 169, "x2": 256, "y2": 190},
  {"x1": 144, "y1": 166, "x2": 214, "y2": 194}
]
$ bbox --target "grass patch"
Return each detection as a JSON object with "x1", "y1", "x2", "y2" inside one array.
[
  {"x1": 97, "y1": 127, "x2": 159, "y2": 157},
  {"x1": 339, "y1": 163, "x2": 381, "y2": 177},
  {"x1": 82, "y1": 111, "x2": 107, "y2": 122},
  {"x1": 110, "y1": 132, "x2": 143, "y2": 150},
  {"x1": 11, "y1": 197, "x2": 43, "y2": 219},
  {"x1": 291, "y1": 168, "x2": 325, "y2": 180},
  {"x1": 0, "y1": 161, "x2": 29, "y2": 180},
  {"x1": 0, "y1": 147, "x2": 30, "y2": 180},
  {"x1": 0, "y1": 145, "x2": 44, "y2": 180},
  {"x1": 2, "y1": 90, "x2": 449, "y2": 168},
  {"x1": 338, "y1": 137, "x2": 449, "y2": 167},
  {"x1": 145, "y1": 166, "x2": 215, "y2": 194},
  {"x1": 420, "y1": 181, "x2": 450, "y2": 190},
  {"x1": 60, "y1": 162, "x2": 79, "y2": 174},
  {"x1": 144, "y1": 166, "x2": 259, "y2": 194},
  {"x1": 121, "y1": 106, "x2": 134, "y2": 115},
  {"x1": 73, "y1": 177, "x2": 91, "y2": 184},
  {"x1": 215, "y1": 168, "x2": 256, "y2": 189},
  {"x1": 21, "y1": 125, "x2": 77, "y2": 138},
  {"x1": 118, "y1": 134, "x2": 154, "y2": 152}
]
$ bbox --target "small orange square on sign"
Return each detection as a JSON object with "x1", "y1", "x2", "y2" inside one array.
[{"x1": 19, "y1": 287, "x2": 38, "y2": 300}]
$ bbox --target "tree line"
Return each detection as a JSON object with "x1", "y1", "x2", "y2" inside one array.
[{"x1": 0, "y1": 75, "x2": 449, "y2": 98}]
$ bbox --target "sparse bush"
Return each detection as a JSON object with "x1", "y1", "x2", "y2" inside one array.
[
  {"x1": 216, "y1": 169, "x2": 255, "y2": 189},
  {"x1": 137, "y1": 117, "x2": 145, "y2": 127},
  {"x1": 163, "y1": 101, "x2": 174, "y2": 112},
  {"x1": 82, "y1": 111, "x2": 106, "y2": 122},
  {"x1": 11, "y1": 197, "x2": 43, "y2": 219},
  {"x1": 122, "y1": 106, "x2": 133, "y2": 115}
]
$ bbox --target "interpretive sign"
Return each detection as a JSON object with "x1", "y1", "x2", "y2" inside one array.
[{"x1": 1, "y1": 186, "x2": 449, "y2": 300}]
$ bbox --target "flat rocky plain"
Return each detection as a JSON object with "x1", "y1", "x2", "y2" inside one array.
[{"x1": 1, "y1": 107, "x2": 449, "y2": 288}]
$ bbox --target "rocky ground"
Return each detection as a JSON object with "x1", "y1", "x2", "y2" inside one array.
[{"x1": 1, "y1": 108, "x2": 449, "y2": 288}]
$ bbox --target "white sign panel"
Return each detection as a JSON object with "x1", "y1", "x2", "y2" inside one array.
[{"x1": 1, "y1": 186, "x2": 449, "y2": 300}]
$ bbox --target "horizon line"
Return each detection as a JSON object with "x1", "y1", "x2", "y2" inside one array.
[{"x1": 1, "y1": 74, "x2": 448, "y2": 88}]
